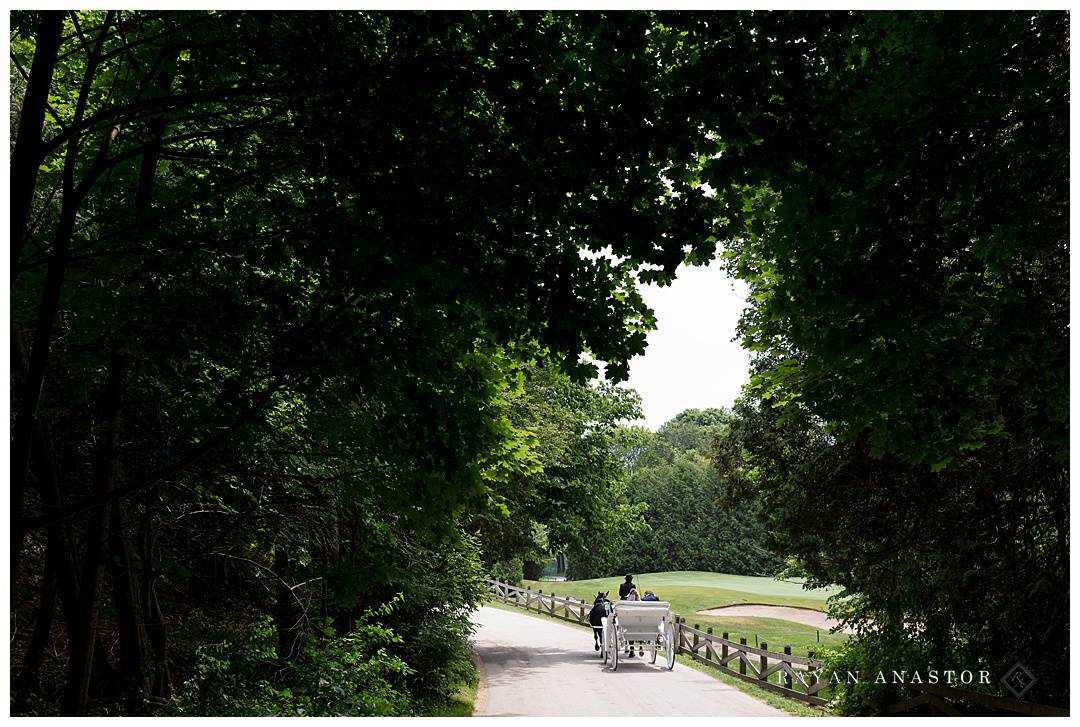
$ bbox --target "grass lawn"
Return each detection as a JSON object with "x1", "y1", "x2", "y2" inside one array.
[
  {"x1": 521, "y1": 571, "x2": 849, "y2": 655},
  {"x1": 480, "y1": 599, "x2": 830, "y2": 716}
]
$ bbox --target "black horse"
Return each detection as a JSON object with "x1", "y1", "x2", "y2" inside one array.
[{"x1": 588, "y1": 592, "x2": 609, "y2": 651}]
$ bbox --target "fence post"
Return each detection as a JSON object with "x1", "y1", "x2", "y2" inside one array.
[
  {"x1": 808, "y1": 650, "x2": 817, "y2": 691},
  {"x1": 760, "y1": 642, "x2": 768, "y2": 681},
  {"x1": 526, "y1": 585, "x2": 532, "y2": 611},
  {"x1": 721, "y1": 632, "x2": 729, "y2": 661},
  {"x1": 706, "y1": 628, "x2": 714, "y2": 662},
  {"x1": 538, "y1": 589, "x2": 543, "y2": 615},
  {"x1": 784, "y1": 645, "x2": 793, "y2": 689},
  {"x1": 739, "y1": 638, "x2": 747, "y2": 675},
  {"x1": 692, "y1": 625, "x2": 701, "y2": 654}
]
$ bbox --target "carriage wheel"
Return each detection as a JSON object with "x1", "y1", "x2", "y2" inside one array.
[
  {"x1": 613, "y1": 617, "x2": 622, "y2": 669},
  {"x1": 650, "y1": 637, "x2": 658, "y2": 664},
  {"x1": 607, "y1": 618, "x2": 619, "y2": 671},
  {"x1": 664, "y1": 621, "x2": 676, "y2": 670}
]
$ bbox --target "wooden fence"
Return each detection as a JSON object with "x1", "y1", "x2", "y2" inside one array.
[
  {"x1": 676, "y1": 619, "x2": 828, "y2": 706},
  {"x1": 484, "y1": 579, "x2": 827, "y2": 706},
  {"x1": 886, "y1": 683, "x2": 1069, "y2": 717},
  {"x1": 486, "y1": 579, "x2": 592, "y2": 626}
]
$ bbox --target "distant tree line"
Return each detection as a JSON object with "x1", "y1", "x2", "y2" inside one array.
[{"x1": 598, "y1": 409, "x2": 782, "y2": 579}]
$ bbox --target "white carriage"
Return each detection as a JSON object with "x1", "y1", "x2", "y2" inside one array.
[{"x1": 601, "y1": 600, "x2": 676, "y2": 671}]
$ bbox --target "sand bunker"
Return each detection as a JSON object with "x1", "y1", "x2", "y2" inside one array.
[{"x1": 695, "y1": 604, "x2": 855, "y2": 634}]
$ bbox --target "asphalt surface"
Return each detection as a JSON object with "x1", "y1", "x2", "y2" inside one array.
[{"x1": 471, "y1": 605, "x2": 786, "y2": 717}]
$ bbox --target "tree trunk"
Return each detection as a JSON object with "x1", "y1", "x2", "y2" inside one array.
[
  {"x1": 12, "y1": 12, "x2": 112, "y2": 591},
  {"x1": 274, "y1": 546, "x2": 301, "y2": 662},
  {"x1": 138, "y1": 483, "x2": 170, "y2": 697},
  {"x1": 108, "y1": 500, "x2": 152, "y2": 703},
  {"x1": 13, "y1": 526, "x2": 60, "y2": 711},
  {"x1": 62, "y1": 346, "x2": 128, "y2": 716},
  {"x1": 11, "y1": 11, "x2": 64, "y2": 275}
]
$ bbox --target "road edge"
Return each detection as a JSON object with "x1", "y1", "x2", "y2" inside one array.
[{"x1": 471, "y1": 647, "x2": 490, "y2": 716}]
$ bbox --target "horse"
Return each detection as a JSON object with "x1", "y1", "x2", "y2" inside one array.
[{"x1": 588, "y1": 591, "x2": 610, "y2": 651}]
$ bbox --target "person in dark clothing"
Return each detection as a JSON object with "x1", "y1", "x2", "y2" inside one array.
[
  {"x1": 618, "y1": 575, "x2": 640, "y2": 657},
  {"x1": 588, "y1": 592, "x2": 609, "y2": 651},
  {"x1": 642, "y1": 590, "x2": 660, "y2": 602}
]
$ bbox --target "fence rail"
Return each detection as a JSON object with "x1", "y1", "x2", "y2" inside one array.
[
  {"x1": 486, "y1": 579, "x2": 592, "y2": 625},
  {"x1": 676, "y1": 619, "x2": 827, "y2": 705},
  {"x1": 886, "y1": 683, "x2": 1069, "y2": 717}
]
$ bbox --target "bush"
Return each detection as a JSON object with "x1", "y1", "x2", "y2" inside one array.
[
  {"x1": 171, "y1": 614, "x2": 412, "y2": 716},
  {"x1": 817, "y1": 629, "x2": 979, "y2": 715},
  {"x1": 384, "y1": 533, "x2": 486, "y2": 708},
  {"x1": 488, "y1": 557, "x2": 523, "y2": 585}
]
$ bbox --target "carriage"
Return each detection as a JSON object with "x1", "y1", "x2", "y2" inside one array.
[{"x1": 601, "y1": 600, "x2": 676, "y2": 671}]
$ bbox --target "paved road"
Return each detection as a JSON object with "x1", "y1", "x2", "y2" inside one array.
[{"x1": 471, "y1": 606, "x2": 785, "y2": 717}]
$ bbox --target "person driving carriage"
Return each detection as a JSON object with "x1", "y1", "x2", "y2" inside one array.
[{"x1": 618, "y1": 575, "x2": 646, "y2": 656}]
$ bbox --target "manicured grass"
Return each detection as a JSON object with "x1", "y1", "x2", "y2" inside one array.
[
  {"x1": 521, "y1": 571, "x2": 849, "y2": 655},
  {"x1": 479, "y1": 599, "x2": 832, "y2": 716},
  {"x1": 527, "y1": 570, "x2": 840, "y2": 607}
]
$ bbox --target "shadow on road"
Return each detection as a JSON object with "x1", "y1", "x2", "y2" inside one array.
[{"x1": 476, "y1": 642, "x2": 673, "y2": 685}]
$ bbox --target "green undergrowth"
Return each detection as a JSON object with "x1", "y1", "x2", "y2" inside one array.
[{"x1": 418, "y1": 668, "x2": 479, "y2": 717}]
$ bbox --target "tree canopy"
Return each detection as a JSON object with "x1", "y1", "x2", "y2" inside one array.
[
  {"x1": 10, "y1": 9, "x2": 1068, "y2": 716},
  {"x1": 707, "y1": 10, "x2": 1068, "y2": 711},
  {"x1": 10, "y1": 10, "x2": 713, "y2": 715}
]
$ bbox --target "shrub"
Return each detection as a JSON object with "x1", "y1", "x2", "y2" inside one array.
[
  {"x1": 488, "y1": 557, "x2": 524, "y2": 585},
  {"x1": 817, "y1": 629, "x2": 978, "y2": 715},
  {"x1": 171, "y1": 614, "x2": 412, "y2": 716}
]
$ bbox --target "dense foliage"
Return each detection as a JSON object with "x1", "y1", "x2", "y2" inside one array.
[
  {"x1": 610, "y1": 409, "x2": 782, "y2": 577},
  {"x1": 707, "y1": 11, "x2": 1068, "y2": 713},
  {"x1": 473, "y1": 364, "x2": 647, "y2": 582},
  {"x1": 11, "y1": 9, "x2": 1066, "y2": 717},
  {"x1": 10, "y1": 10, "x2": 708, "y2": 716}
]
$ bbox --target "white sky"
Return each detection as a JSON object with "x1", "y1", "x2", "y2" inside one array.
[{"x1": 623, "y1": 257, "x2": 752, "y2": 430}]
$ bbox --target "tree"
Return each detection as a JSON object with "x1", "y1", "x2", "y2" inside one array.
[
  {"x1": 612, "y1": 409, "x2": 782, "y2": 577},
  {"x1": 10, "y1": 10, "x2": 722, "y2": 715},
  {"x1": 472, "y1": 363, "x2": 647, "y2": 581},
  {"x1": 701, "y1": 11, "x2": 1068, "y2": 710}
]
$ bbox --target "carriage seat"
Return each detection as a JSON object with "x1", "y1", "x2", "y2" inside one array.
[{"x1": 612, "y1": 601, "x2": 671, "y2": 639}]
